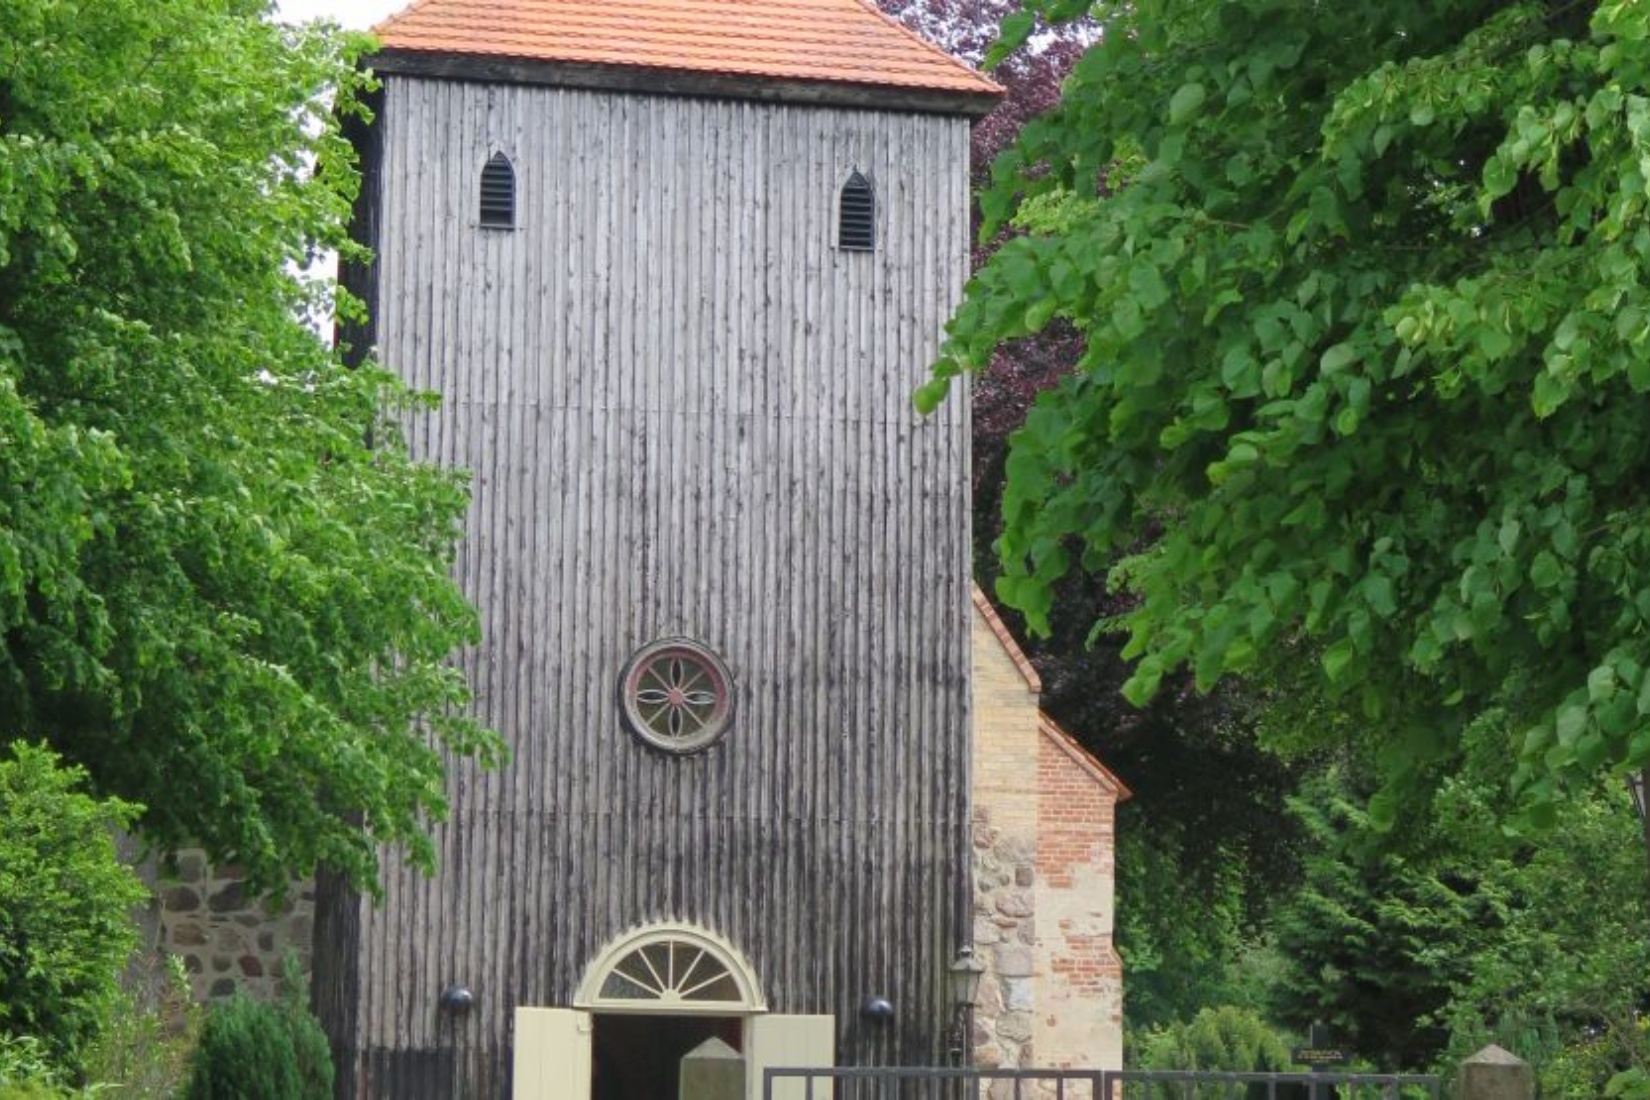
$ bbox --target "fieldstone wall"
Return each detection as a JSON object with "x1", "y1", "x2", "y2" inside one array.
[{"x1": 152, "y1": 850, "x2": 315, "y2": 1001}]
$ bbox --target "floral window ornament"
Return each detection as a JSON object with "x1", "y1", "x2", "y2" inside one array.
[{"x1": 618, "y1": 638, "x2": 734, "y2": 753}]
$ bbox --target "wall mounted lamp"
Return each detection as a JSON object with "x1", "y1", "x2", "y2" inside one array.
[
  {"x1": 946, "y1": 945, "x2": 987, "y2": 1065},
  {"x1": 438, "y1": 984, "x2": 475, "y2": 1016},
  {"x1": 860, "y1": 995, "x2": 895, "y2": 1024}
]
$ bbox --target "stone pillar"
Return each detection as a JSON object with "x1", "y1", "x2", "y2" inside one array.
[
  {"x1": 1456, "y1": 1045, "x2": 1533, "y2": 1100},
  {"x1": 679, "y1": 1037, "x2": 743, "y2": 1100}
]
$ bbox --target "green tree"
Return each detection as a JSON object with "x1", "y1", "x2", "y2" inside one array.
[
  {"x1": 1268, "y1": 724, "x2": 1649, "y2": 1075},
  {"x1": 925, "y1": 0, "x2": 1650, "y2": 819},
  {"x1": 0, "y1": 744, "x2": 145, "y2": 1077},
  {"x1": 0, "y1": 0, "x2": 501, "y2": 895}
]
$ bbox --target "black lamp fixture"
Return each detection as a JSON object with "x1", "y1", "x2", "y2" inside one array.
[
  {"x1": 438, "y1": 984, "x2": 475, "y2": 1016},
  {"x1": 946, "y1": 945, "x2": 987, "y2": 1065},
  {"x1": 860, "y1": 995, "x2": 895, "y2": 1024}
]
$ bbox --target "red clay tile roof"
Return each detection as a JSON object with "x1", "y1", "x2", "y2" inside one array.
[{"x1": 373, "y1": 0, "x2": 1001, "y2": 97}]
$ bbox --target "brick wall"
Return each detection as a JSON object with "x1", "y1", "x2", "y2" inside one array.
[{"x1": 1034, "y1": 718, "x2": 1123, "y2": 1070}]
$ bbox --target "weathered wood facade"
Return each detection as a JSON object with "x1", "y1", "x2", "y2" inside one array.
[{"x1": 315, "y1": 53, "x2": 983, "y2": 1098}]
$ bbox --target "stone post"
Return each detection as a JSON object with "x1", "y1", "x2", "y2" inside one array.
[
  {"x1": 679, "y1": 1037, "x2": 743, "y2": 1100},
  {"x1": 1455, "y1": 1045, "x2": 1533, "y2": 1100}
]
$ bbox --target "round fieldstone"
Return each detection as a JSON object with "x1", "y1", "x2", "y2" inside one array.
[
  {"x1": 170, "y1": 922, "x2": 207, "y2": 948},
  {"x1": 997, "y1": 1012, "x2": 1033, "y2": 1043},
  {"x1": 164, "y1": 886, "x2": 200, "y2": 909},
  {"x1": 177, "y1": 853, "x2": 206, "y2": 883},
  {"x1": 993, "y1": 944, "x2": 1033, "y2": 978},
  {"x1": 995, "y1": 891, "x2": 1033, "y2": 918},
  {"x1": 208, "y1": 881, "x2": 244, "y2": 913}
]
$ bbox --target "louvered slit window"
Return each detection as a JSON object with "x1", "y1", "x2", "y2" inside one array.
[
  {"x1": 479, "y1": 152, "x2": 515, "y2": 229},
  {"x1": 838, "y1": 170, "x2": 875, "y2": 251}
]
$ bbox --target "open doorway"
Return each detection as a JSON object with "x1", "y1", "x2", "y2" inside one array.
[{"x1": 590, "y1": 1014, "x2": 742, "y2": 1100}]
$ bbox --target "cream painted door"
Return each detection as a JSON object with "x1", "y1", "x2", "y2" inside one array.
[
  {"x1": 513, "y1": 1007, "x2": 592, "y2": 1100},
  {"x1": 745, "y1": 1015, "x2": 835, "y2": 1100}
]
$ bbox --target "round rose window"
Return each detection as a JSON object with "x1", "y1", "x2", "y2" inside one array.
[{"x1": 618, "y1": 639, "x2": 734, "y2": 753}]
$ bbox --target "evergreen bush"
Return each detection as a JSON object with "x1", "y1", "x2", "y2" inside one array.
[
  {"x1": 1136, "y1": 1006, "x2": 1298, "y2": 1100},
  {"x1": 183, "y1": 988, "x2": 332, "y2": 1100}
]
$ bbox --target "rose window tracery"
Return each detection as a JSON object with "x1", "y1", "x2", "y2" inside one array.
[{"x1": 618, "y1": 639, "x2": 733, "y2": 753}]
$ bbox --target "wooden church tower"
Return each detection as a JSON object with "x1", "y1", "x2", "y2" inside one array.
[{"x1": 314, "y1": 0, "x2": 1001, "y2": 1095}]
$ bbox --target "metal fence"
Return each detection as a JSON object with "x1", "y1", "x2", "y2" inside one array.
[{"x1": 763, "y1": 1066, "x2": 1441, "y2": 1100}]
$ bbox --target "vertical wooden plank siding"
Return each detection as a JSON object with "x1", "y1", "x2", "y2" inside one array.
[{"x1": 321, "y1": 77, "x2": 974, "y2": 1097}]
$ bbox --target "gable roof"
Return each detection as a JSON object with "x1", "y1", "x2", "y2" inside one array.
[{"x1": 372, "y1": 0, "x2": 1002, "y2": 112}]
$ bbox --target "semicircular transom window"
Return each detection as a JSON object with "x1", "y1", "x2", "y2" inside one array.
[
  {"x1": 602, "y1": 939, "x2": 740, "y2": 1004},
  {"x1": 578, "y1": 926, "x2": 766, "y2": 1013},
  {"x1": 619, "y1": 639, "x2": 733, "y2": 753}
]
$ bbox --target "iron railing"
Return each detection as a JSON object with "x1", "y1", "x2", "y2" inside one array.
[{"x1": 763, "y1": 1066, "x2": 1441, "y2": 1100}]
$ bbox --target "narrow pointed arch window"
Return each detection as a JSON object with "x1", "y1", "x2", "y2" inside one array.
[
  {"x1": 479, "y1": 152, "x2": 515, "y2": 229},
  {"x1": 838, "y1": 170, "x2": 875, "y2": 251}
]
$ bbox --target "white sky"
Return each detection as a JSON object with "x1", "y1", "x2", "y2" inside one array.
[{"x1": 274, "y1": 0, "x2": 403, "y2": 30}]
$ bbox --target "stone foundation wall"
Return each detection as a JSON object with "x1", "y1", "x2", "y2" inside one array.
[{"x1": 153, "y1": 850, "x2": 315, "y2": 1002}]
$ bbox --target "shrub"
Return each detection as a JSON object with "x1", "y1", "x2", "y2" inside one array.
[
  {"x1": 1136, "y1": 1004, "x2": 1294, "y2": 1073},
  {"x1": 1135, "y1": 1006, "x2": 1298, "y2": 1100},
  {"x1": 0, "y1": 1035, "x2": 69, "y2": 1095},
  {"x1": 183, "y1": 988, "x2": 332, "y2": 1100},
  {"x1": 0, "y1": 743, "x2": 146, "y2": 1077},
  {"x1": 80, "y1": 953, "x2": 202, "y2": 1098},
  {"x1": 0, "y1": 1086, "x2": 71, "y2": 1100}
]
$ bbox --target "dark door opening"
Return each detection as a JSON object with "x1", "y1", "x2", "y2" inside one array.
[{"x1": 591, "y1": 1013, "x2": 742, "y2": 1100}]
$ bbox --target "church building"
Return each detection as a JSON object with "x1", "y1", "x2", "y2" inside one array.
[{"x1": 151, "y1": 2, "x2": 1127, "y2": 1096}]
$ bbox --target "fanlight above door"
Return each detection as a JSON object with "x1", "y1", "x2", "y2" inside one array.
[{"x1": 575, "y1": 924, "x2": 766, "y2": 1013}]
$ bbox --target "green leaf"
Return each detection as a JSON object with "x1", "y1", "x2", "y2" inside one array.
[
  {"x1": 1320, "y1": 342, "x2": 1357, "y2": 375},
  {"x1": 1322, "y1": 637, "x2": 1357, "y2": 683},
  {"x1": 1555, "y1": 702, "x2": 1588, "y2": 744},
  {"x1": 913, "y1": 376, "x2": 953, "y2": 414},
  {"x1": 1169, "y1": 81, "x2": 1208, "y2": 124},
  {"x1": 986, "y1": 10, "x2": 1036, "y2": 68},
  {"x1": 1530, "y1": 551, "x2": 1564, "y2": 589},
  {"x1": 1365, "y1": 574, "x2": 1397, "y2": 617}
]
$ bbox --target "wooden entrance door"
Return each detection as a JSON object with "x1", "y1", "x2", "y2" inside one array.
[{"x1": 511, "y1": 1008, "x2": 834, "y2": 1100}]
